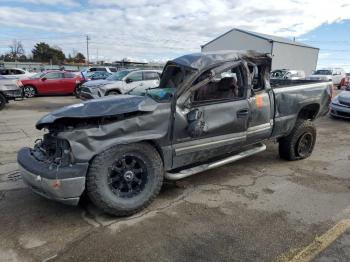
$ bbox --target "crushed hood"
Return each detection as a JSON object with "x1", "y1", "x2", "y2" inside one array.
[{"x1": 36, "y1": 95, "x2": 158, "y2": 129}]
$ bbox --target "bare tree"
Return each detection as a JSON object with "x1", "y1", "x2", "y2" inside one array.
[{"x1": 8, "y1": 40, "x2": 25, "y2": 60}]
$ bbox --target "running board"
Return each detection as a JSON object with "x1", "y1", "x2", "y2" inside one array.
[{"x1": 165, "y1": 143, "x2": 266, "y2": 181}]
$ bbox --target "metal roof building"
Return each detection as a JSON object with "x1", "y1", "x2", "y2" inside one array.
[{"x1": 201, "y1": 28, "x2": 319, "y2": 75}]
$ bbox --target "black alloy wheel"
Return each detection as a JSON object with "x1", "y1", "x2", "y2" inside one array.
[{"x1": 108, "y1": 155, "x2": 148, "y2": 198}]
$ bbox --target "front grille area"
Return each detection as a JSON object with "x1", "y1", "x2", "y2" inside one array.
[
  {"x1": 339, "y1": 99, "x2": 350, "y2": 107},
  {"x1": 332, "y1": 109, "x2": 350, "y2": 118},
  {"x1": 32, "y1": 134, "x2": 72, "y2": 166},
  {"x1": 81, "y1": 87, "x2": 91, "y2": 93}
]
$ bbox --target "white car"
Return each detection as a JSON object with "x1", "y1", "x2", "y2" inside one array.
[
  {"x1": 307, "y1": 68, "x2": 346, "y2": 86},
  {"x1": 0, "y1": 68, "x2": 35, "y2": 79},
  {"x1": 80, "y1": 69, "x2": 162, "y2": 99},
  {"x1": 86, "y1": 67, "x2": 118, "y2": 73},
  {"x1": 271, "y1": 69, "x2": 305, "y2": 80}
]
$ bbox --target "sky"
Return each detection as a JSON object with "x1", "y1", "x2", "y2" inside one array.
[{"x1": 0, "y1": 0, "x2": 350, "y2": 70}]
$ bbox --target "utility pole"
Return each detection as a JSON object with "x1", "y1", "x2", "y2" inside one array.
[
  {"x1": 96, "y1": 48, "x2": 99, "y2": 64},
  {"x1": 86, "y1": 35, "x2": 90, "y2": 65}
]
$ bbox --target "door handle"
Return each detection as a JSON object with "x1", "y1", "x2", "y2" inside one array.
[{"x1": 237, "y1": 109, "x2": 249, "y2": 118}]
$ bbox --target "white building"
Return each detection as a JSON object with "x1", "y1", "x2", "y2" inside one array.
[{"x1": 201, "y1": 28, "x2": 319, "y2": 75}]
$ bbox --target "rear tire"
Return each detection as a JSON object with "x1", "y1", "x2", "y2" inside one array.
[
  {"x1": 86, "y1": 143, "x2": 164, "y2": 216},
  {"x1": 23, "y1": 85, "x2": 36, "y2": 98},
  {"x1": 279, "y1": 119, "x2": 316, "y2": 161},
  {"x1": 0, "y1": 93, "x2": 6, "y2": 111}
]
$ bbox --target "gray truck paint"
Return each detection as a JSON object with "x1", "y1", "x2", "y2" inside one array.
[{"x1": 17, "y1": 51, "x2": 332, "y2": 204}]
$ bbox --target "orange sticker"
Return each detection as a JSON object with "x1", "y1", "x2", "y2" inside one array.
[{"x1": 256, "y1": 95, "x2": 263, "y2": 109}]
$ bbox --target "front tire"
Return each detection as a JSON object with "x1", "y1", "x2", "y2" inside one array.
[
  {"x1": 279, "y1": 119, "x2": 316, "y2": 161},
  {"x1": 107, "y1": 90, "x2": 121, "y2": 96},
  {"x1": 23, "y1": 85, "x2": 36, "y2": 98},
  {"x1": 86, "y1": 143, "x2": 164, "y2": 216}
]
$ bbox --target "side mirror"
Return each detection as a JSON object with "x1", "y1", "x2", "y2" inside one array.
[
  {"x1": 41, "y1": 77, "x2": 47, "y2": 81},
  {"x1": 125, "y1": 78, "x2": 133, "y2": 83},
  {"x1": 187, "y1": 109, "x2": 202, "y2": 122}
]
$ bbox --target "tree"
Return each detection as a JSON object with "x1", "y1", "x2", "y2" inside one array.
[
  {"x1": 32, "y1": 42, "x2": 65, "y2": 64},
  {"x1": 74, "y1": 52, "x2": 85, "y2": 63},
  {"x1": 8, "y1": 40, "x2": 25, "y2": 60},
  {"x1": 32, "y1": 42, "x2": 51, "y2": 62}
]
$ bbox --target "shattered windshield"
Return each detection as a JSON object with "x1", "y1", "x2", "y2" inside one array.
[{"x1": 129, "y1": 64, "x2": 191, "y2": 102}]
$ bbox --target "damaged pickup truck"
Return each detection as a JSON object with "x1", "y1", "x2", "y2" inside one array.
[{"x1": 18, "y1": 51, "x2": 332, "y2": 216}]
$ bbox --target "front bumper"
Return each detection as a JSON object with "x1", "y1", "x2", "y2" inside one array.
[
  {"x1": 79, "y1": 90, "x2": 95, "y2": 100},
  {"x1": 79, "y1": 87, "x2": 101, "y2": 100},
  {"x1": 17, "y1": 147, "x2": 89, "y2": 205},
  {"x1": 330, "y1": 103, "x2": 350, "y2": 119}
]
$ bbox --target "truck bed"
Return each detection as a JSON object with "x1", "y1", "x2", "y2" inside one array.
[{"x1": 270, "y1": 79, "x2": 329, "y2": 89}]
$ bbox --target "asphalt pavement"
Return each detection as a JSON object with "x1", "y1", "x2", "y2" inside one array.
[{"x1": 0, "y1": 96, "x2": 349, "y2": 262}]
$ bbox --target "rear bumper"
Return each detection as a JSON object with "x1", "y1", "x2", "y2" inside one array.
[
  {"x1": 330, "y1": 103, "x2": 350, "y2": 119},
  {"x1": 17, "y1": 147, "x2": 89, "y2": 205}
]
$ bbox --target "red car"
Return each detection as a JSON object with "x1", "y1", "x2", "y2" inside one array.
[
  {"x1": 340, "y1": 76, "x2": 349, "y2": 89},
  {"x1": 20, "y1": 71, "x2": 83, "y2": 97}
]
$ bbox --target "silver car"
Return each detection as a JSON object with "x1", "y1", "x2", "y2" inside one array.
[
  {"x1": 0, "y1": 76, "x2": 23, "y2": 110},
  {"x1": 80, "y1": 69, "x2": 161, "y2": 99},
  {"x1": 330, "y1": 84, "x2": 350, "y2": 119}
]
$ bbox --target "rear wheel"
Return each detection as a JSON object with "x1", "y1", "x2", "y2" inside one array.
[
  {"x1": 0, "y1": 93, "x2": 6, "y2": 111},
  {"x1": 279, "y1": 119, "x2": 316, "y2": 161},
  {"x1": 23, "y1": 85, "x2": 36, "y2": 98},
  {"x1": 86, "y1": 143, "x2": 164, "y2": 216}
]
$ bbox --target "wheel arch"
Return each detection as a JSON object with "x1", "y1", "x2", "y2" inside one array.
[{"x1": 297, "y1": 103, "x2": 320, "y2": 121}]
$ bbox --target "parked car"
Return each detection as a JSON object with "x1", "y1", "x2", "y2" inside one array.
[
  {"x1": 339, "y1": 76, "x2": 349, "y2": 89},
  {"x1": 0, "y1": 76, "x2": 23, "y2": 110},
  {"x1": 86, "y1": 66, "x2": 118, "y2": 73},
  {"x1": 76, "y1": 71, "x2": 125, "y2": 98},
  {"x1": 75, "y1": 71, "x2": 113, "y2": 98},
  {"x1": 307, "y1": 68, "x2": 346, "y2": 87},
  {"x1": 80, "y1": 69, "x2": 161, "y2": 99},
  {"x1": 270, "y1": 69, "x2": 305, "y2": 80},
  {"x1": 0, "y1": 68, "x2": 35, "y2": 79},
  {"x1": 85, "y1": 71, "x2": 112, "y2": 81},
  {"x1": 17, "y1": 51, "x2": 332, "y2": 216},
  {"x1": 19, "y1": 71, "x2": 83, "y2": 97},
  {"x1": 330, "y1": 84, "x2": 350, "y2": 119}
]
